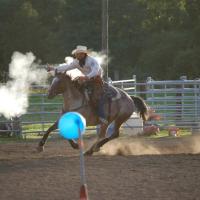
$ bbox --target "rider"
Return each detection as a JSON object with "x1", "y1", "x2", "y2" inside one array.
[{"x1": 48, "y1": 45, "x2": 108, "y2": 124}]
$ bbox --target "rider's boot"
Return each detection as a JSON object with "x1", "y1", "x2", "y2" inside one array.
[{"x1": 84, "y1": 88, "x2": 90, "y2": 101}]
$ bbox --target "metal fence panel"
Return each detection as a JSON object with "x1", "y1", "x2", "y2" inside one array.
[{"x1": 0, "y1": 75, "x2": 200, "y2": 135}]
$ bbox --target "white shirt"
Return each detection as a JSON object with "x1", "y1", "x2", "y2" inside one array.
[{"x1": 55, "y1": 55, "x2": 103, "y2": 78}]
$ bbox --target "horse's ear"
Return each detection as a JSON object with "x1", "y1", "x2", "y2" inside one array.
[{"x1": 54, "y1": 69, "x2": 65, "y2": 78}]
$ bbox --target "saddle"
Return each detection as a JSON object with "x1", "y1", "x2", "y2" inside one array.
[
  {"x1": 75, "y1": 77, "x2": 122, "y2": 122},
  {"x1": 75, "y1": 76, "x2": 121, "y2": 105},
  {"x1": 103, "y1": 82, "x2": 121, "y2": 101}
]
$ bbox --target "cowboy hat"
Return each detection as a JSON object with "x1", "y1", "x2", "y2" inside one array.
[{"x1": 71, "y1": 45, "x2": 88, "y2": 55}]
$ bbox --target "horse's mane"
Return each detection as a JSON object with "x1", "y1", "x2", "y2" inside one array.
[
  {"x1": 64, "y1": 73, "x2": 73, "y2": 80},
  {"x1": 61, "y1": 72, "x2": 83, "y2": 92}
]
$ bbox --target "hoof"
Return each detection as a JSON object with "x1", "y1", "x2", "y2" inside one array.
[
  {"x1": 71, "y1": 143, "x2": 79, "y2": 150},
  {"x1": 37, "y1": 145, "x2": 44, "y2": 153},
  {"x1": 84, "y1": 150, "x2": 93, "y2": 156},
  {"x1": 93, "y1": 146, "x2": 100, "y2": 153}
]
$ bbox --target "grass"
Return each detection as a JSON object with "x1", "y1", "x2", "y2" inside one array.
[
  {"x1": 0, "y1": 137, "x2": 23, "y2": 144},
  {"x1": 150, "y1": 129, "x2": 191, "y2": 139},
  {"x1": 0, "y1": 134, "x2": 59, "y2": 144},
  {"x1": 0, "y1": 127, "x2": 192, "y2": 144}
]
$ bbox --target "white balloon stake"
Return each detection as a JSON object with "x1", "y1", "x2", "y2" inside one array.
[
  {"x1": 78, "y1": 127, "x2": 89, "y2": 200},
  {"x1": 58, "y1": 112, "x2": 89, "y2": 199}
]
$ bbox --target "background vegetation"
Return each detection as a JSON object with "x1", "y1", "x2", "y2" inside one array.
[{"x1": 0, "y1": 0, "x2": 200, "y2": 81}]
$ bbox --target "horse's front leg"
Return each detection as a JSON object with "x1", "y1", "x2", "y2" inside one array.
[
  {"x1": 68, "y1": 139, "x2": 79, "y2": 149},
  {"x1": 37, "y1": 120, "x2": 79, "y2": 152},
  {"x1": 37, "y1": 121, "x2": 58, "y2": 152}
]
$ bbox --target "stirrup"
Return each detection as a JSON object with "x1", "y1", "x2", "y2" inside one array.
[
  {"x1": 99, "y1": 117, "x2": 108, "y2": 124},
  {"x1": 84, "y1": 90, "x2": 90, "y2": 101}
]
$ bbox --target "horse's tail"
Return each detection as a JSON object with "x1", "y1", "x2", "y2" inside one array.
[{"x1": 131, "y1": 96, "x2": 148, "y2": 121}]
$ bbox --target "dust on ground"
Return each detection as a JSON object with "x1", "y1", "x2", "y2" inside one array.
[
  {"x1": 98, "y1": 134, "x2": 200, "y2": 156},
  {"x1": 0, "y1": 135, "x2": 200, "y2": 200}
]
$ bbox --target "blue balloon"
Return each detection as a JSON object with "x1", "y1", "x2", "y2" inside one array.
[{"x1": 58, "y1": 112, "x2": 86, "y2": 139}]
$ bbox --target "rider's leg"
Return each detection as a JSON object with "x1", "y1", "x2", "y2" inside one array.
[
  {"x1": 82, "y1": 82, "x2": 93, "y2": 102},
  {"x1": 97, "y1": 94, "x2": 108, "y2": 124}
]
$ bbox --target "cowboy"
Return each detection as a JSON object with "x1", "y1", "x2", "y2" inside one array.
[{"x1": 48, "y1": 45, "x2": 108, "y2": 124}]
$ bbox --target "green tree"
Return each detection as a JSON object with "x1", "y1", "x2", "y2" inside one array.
[
  {"x1": 1, "y1": 0, "x2": 200, "y2": 81},
  {"x1": 135, "y1": 0, "x2": 200, "y2": 80},
  {"x1": 109, "y1": 0, "x2": 147, "y2": 79}
]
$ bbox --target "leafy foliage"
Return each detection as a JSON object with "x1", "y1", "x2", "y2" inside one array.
[{"x1": 0, "y1": 0, "x2": 200, "y2": 81}]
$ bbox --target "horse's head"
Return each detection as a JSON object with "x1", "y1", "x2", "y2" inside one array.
[{"x1": 47, "y1": 72, "x2": 71, "y2": 99}]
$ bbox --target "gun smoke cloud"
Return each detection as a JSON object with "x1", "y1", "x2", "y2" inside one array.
[
  {"x1": 0, "y1": 52, "x2": 47, "y2": 119},
  {"x1": 89, "y1": 50, "x2": 108, "y2": 67}
]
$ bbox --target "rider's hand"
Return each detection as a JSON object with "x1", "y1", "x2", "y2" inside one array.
[
  {"x1": 46, "y1": 64, "x2": 54, "y2": 72},
  {"x1": 77, "y1": 76, "x2": 89, "y2": 83},
  {"x1": 79, "y1": 76, "x2": 88, "y2": 81}
]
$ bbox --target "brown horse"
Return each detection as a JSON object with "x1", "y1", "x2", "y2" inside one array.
[{"x1": 38, "y1": 72, "x2": 148, "y2": 155}]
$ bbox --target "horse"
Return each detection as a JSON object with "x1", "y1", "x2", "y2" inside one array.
[{"x1": 37, "y1": 72, "x2": 148, "y2": 155}]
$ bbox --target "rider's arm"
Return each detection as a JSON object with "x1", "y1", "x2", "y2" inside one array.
[
  {"x1": 55, "y1": 60, "x2": 78, "y2": 73},
  {"x1": 86, "y1": 58, "x2": 102, "y2": 78}
]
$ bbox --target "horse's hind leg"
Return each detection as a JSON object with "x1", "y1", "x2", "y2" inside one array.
[
  {"x1": 93, "y1": 122, "x2": 120, "y2": 151},
  {"x1": 85, "y1": 115, "x2": 130, "y2": 155},
  {"x1": 84, "y1": 123, "x2": 108, "y2": 156}
]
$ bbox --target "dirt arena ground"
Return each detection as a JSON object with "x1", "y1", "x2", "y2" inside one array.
[{"x1": 0, "y1": 135, "x2": 200, "y2": 200}]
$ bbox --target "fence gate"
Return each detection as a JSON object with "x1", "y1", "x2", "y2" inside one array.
[{"x1": 112, "y1": 75, "x2": 200, "y2": 133}]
